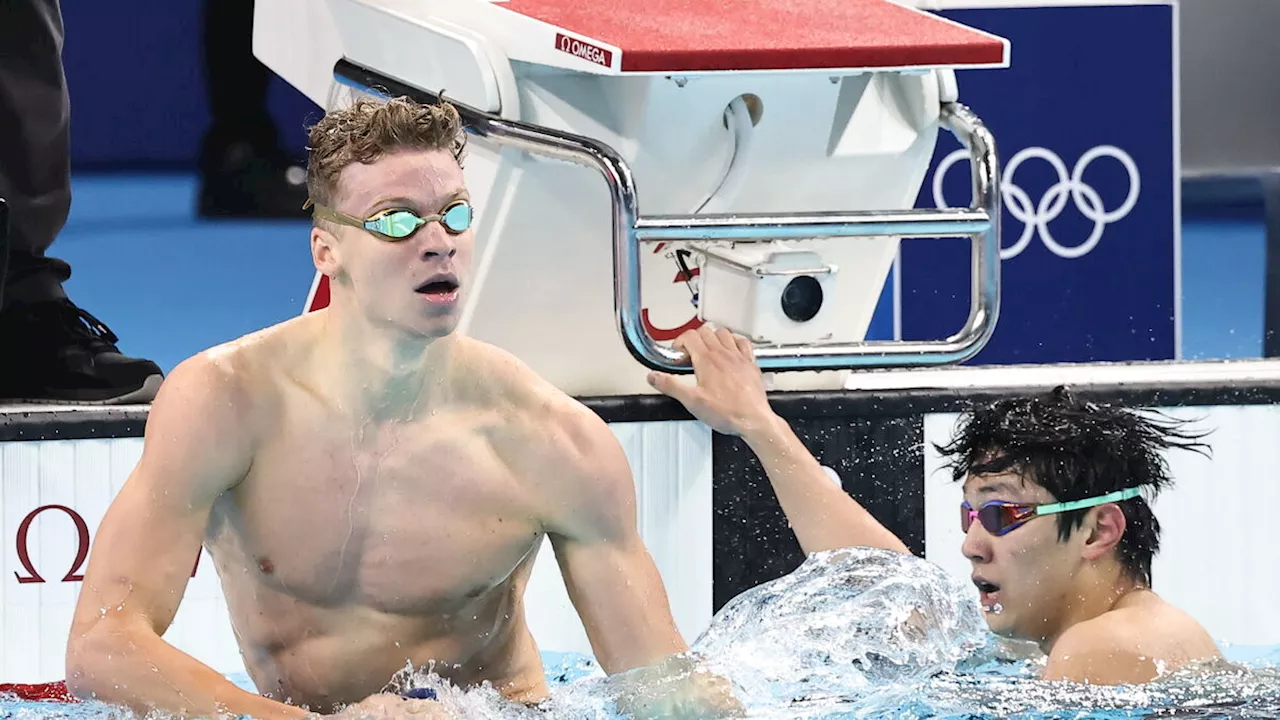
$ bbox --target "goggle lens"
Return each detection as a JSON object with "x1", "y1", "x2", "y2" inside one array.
[
  {"x1": 960, "y1": 502, "x2": 1035, "y2": 536},
  {"x1": 366, "y1": 200, "x2": 473, "y2": 239},
  {"x1": 441, "y1": 201, "x2": 472, "y2": 233}
]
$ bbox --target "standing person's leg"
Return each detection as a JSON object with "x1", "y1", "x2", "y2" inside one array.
[
  {"x1": 197, "y1": 0, "x2": 308, "y2": 219},
  {"x1": 0, "y1": 0, "x2": 72, "y2": 310},
  {"x1": 0, "y1": 199, "x2": 9, "y2": 304},
  {"x1": 0, "y1": 0, "x2": 163, "y2": 404}
]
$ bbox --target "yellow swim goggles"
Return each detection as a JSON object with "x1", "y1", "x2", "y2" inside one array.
[{"x1": 304, "y1": 198, "x2": 473, "y2": 240}]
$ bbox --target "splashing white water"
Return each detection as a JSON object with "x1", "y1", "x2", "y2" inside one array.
[
  {"x1": 11, "y1": 548, "x2": 1280, "y2": 720},
  {"x1": 688, "y1": 546, "x2": 990, "y2": 712}
]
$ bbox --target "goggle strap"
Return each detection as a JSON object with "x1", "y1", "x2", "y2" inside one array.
[
  {"x1": 310, "y1": 203, "x2": 364, "y2": 229},
  {"x1": 1035, "y1": 487, "x2": 1142, "y2": 516}
]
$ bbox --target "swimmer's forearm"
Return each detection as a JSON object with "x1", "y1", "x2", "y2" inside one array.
[
  {"x1": 740, "y1": 414, "x2": 909, "y2": 556},
  {"x1": 68, "y1": 624, "x2": 309, "y2": 720}
]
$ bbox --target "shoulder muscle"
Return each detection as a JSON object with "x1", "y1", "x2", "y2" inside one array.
[
  {"x1": 1043, "y1": 619, "x2": 1158, "y2": 685},
  {"x1": 137, "y1": 348, "x2": 260, "y2": 502},
  {"x1": 469, "y1": 340, "x2": 638, "y2": 542}
]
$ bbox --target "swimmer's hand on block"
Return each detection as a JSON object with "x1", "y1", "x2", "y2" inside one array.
[
  {"x1": 647, "y1": 325, "x2": 774, "y2": 438},
  {"x1": 649, "y1": 325, "x2": 909, "y2": 557},
  {"x1": 318, "y1": 689, "x2": 448, "y2": 719}
]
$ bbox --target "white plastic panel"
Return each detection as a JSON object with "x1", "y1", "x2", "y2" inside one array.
[
  {"x1": 253, "y1": 0, "x2": 512, "y2": 113},
  {"x1": 252, "y1": 0, "x2": 345, "y2": 109},
  {"x1": 459, "y1": 69, "x2": 942, "y2": 396},
  {"x1": 0, "y1": 438, "x2": 241, "y2": 684},
  {"x1": 326, "y1": 0, "x2": 505, "y2": 113},
  {"x1": 923, "y1": 405, "x2": 1280, "y2": 649}
]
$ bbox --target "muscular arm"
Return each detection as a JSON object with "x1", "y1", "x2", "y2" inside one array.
[
  {"x1": 65, "y1": 353, "x2": 306, "y2": 720},
  {"x1": 532, "y1": 399, "x2": 688, "y2": 674},
  {"x1": 531, "y1": 400, "x2": 744, "y2": 718}
]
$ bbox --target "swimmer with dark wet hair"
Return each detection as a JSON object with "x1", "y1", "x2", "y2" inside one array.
[
  {"x1": 64, "y1": 97, "x2": 738, "y2": 720},
  {"x1": 651, "y1": 324, "x2": 1223, "y2": 686}
]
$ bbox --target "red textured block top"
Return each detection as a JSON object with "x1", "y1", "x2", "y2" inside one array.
[{"x1": 499, "y1": 0, "x2": 1008, "y2": 72}]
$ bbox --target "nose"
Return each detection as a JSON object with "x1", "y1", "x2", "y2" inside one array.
[
  {"x1": 423, "y1": 246, "x2": 457, "y2": 260},
  {"x1": 961, "y1": 520, "x2": 992, "y2": 564},
  {"x1": 416, "y1": 223, "x2": 458, "y2": 261}
]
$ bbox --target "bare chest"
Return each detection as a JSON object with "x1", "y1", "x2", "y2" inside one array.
[{"x1": 208, "y1": 413, "x2": 543, "y2": 614}]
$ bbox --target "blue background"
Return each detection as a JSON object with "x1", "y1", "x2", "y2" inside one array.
[
  {"x1": 62, "y1": 3, "x2": 315, "y2": 169},
  {"x1": 899, "y1": 4, "x2": 1178, "y2": 365},
  {"x1": 40, "y1": 2, "x2": 1263, "y2": 374}
]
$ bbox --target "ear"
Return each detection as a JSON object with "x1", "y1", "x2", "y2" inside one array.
[
  {"x1": 311, "y1": 225, "x2": 342, "y2": 278},
  {"x1": 1079, "y1": 504, "x2": 1127, "y2": 562}
]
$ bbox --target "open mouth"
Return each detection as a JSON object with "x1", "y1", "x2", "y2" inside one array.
[
  {"x1": 974, "y1": 579, "x2": 1000, "y2": 595},
  {"x1": 973, "y1": 577, "x2": 1003, "y2": 614},
  {"x1": 415, "y1": 275, "x2": 460, "y2": 302}
]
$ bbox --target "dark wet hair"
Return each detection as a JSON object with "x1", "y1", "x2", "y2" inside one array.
[{"x1": 934, "y1": 386, "x2": 1211, "y2": 586}]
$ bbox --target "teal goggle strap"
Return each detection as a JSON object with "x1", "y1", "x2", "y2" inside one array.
[{"x1": 1036, "y1": 487, "x2": 1143, "y2": 516}]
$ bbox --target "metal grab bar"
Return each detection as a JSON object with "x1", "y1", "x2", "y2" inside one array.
[{"x1": 334, "y1": 59, "x2": 1001, "y2": 373}]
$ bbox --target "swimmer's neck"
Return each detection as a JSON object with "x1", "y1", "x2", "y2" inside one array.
[
  {"x1": 317, "y1": 307, "x2": 460, "y2": 421},
  {"x1": 1038, "y1": 563, "x2": 1147, "y2": 655}
]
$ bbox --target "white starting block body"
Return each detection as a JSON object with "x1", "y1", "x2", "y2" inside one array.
[
  {"x1": 256, "y1": 0, "x2": 1008, "y2": 396},
  {"x1": 245, "y1": 0, "x2": 1007, "y2": 665}
]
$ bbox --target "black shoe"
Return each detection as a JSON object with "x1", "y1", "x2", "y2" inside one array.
[
  {"x1": 197, "y1": 140, "x2": 310, "y2": 220},
  {"x1": 0, "y1": 299, "x2": 164, "y2": 405}
]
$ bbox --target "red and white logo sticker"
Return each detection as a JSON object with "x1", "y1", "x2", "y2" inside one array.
[{"x1": 554, "y1": 33, "x2": 613, "y2": 68}]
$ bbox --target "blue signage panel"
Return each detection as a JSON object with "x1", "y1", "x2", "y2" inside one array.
[{"x1": 897, "y1": 3, "x2": 1177, "y2": 364}]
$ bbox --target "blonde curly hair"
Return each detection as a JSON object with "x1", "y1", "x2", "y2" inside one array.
[{"x1": 305, "y1": 95, "x2": 467, "y2": 210}]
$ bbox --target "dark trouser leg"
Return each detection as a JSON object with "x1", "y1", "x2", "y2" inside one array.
[
  {"x1": 0, "y1": 199, "x2": 9, "y2": 304},
  {"x1": 198, "y1": 0, "x2": 308, "y2": 218},
  {"x1": 202, "y1": 0, "x2": 275, "y2": 158},
  {"x1": 0, "y1": 0, "x2": 72, "y2": 310},
  {"x1": 0, "y1": 1, "x2": 162, "y2": 404}
]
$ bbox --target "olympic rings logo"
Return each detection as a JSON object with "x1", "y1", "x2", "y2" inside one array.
[{"x1": 933, "y1": 146, "x2": 1142, "y2": 260}]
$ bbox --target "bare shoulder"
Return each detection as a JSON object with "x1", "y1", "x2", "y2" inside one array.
[
  {"x1": 458, "y1": 337, "x2": 604, "y2": 435},
  {"x1": 460, "y1": 339, "x2": 635, "y2": 535},
  {"x1": 161, "y1": 321, "x2": 290, "y2": 413},
  {"x1": 1043, "y1": 594, "x2": 1220, "y2": 685},
  {"x1": 1042, "y1": 612, "x2": 1156, "y2": 685},
  {"x1": 144, "y1": 318, "x2": 309, "y2": 470}
]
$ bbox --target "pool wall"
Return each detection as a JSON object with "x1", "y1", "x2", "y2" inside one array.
[{"x1": 3, "y1": 372, "x2": 1278, "y2": 684}]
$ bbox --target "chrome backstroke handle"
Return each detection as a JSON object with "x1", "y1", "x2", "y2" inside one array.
[{"x1": 335, "y1": 60, "x2": 1002, "y2": 374}]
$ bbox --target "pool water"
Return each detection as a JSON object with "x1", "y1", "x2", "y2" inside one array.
[{"x1": 5, "y1": 549, "x2": 1279, "y2": 719}]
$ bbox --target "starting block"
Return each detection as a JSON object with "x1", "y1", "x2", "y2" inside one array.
[{"x1": 254, "y1": 0, "x2": 1008, "y2": 397}]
